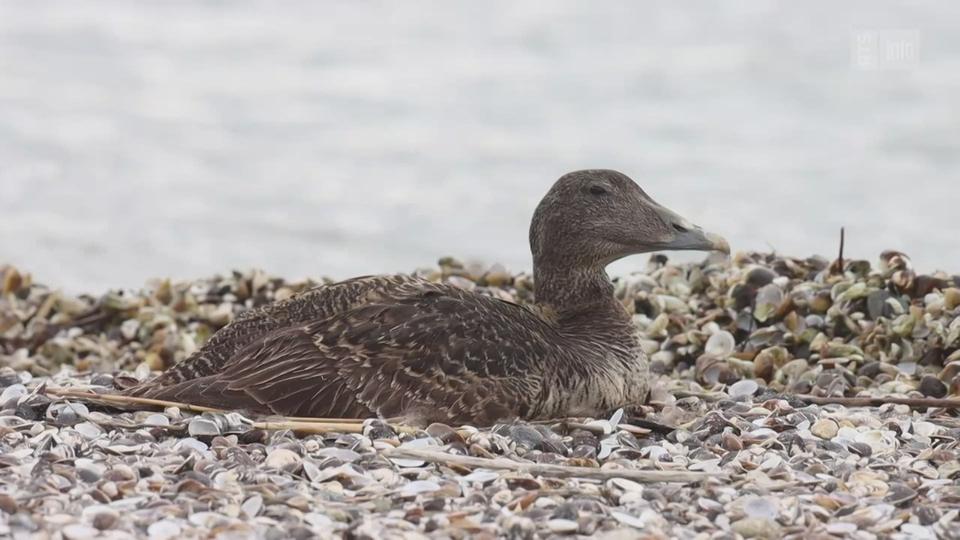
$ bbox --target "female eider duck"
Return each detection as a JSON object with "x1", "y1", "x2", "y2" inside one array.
[{"x1": 127, "y1": 170, "x2": 729, "y2": 425}]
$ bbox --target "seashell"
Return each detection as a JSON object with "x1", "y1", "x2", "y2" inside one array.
[
  {"x1": 610, "y1": 511, "x2": 648, "y2": 529},
  {"x1": 854, "y1": 430, "x2": 897, "y2": 455},
  {"x1": 900, "y1": 524, "x2": 937, "y2": 540},
  {"x1": 400, "y1": 480, "x2": 440, "y2": 497},
  {"x1": 176, "y1": 437, "x2": 209, "y2": 453},
  {"x1": 944, "y1": 287, "x2": 960, "y2": 310},
  {"x1": 503, "y1": 424, "x2": 544, "y2": 451},
  {"x1": 143, "y1": 413, "x2": 170, "y2": 427},
  {"x1": 705, "y1": 331, "x2": 736, "y2": 357},
  {"x1": 545, "y1": 518, "x2": 579, "y2": 534},
  {"x1": 424, "y1": 422, "x2": 463, "y2": 444},
  {"x1": 825, "y1": 522, "x2": 857, "y2": 535},
  {"x1": 241, "y1": 494, "x2": 263, "y2": 518},
  {"x1": 810, "y1": 418, "x2": 839, "y2": 439},
  {"x1": 884, "y1": 482, "x2": 917, "y2": 506},
  {"x1": 845, "y1": 470, "x2": 890, "y2": 497},
  {"x1": 46, "y1": 402, "x2": 88, "y2": 426},
  {"x1": 753, "y1": 346, "x2": 789, "y2": 382},
  {"x1": 754, "y1": 284, "x2": 784, "y2": 323},
  {"x1": 731, "y1": 517, "x2": 781, "y2": 539},
  {"x1": 390, "y1": 437, "x2": 438, "y2": 467},
  {"x1": 460, "y1": 470, "x2": 499, "y2": 484},
  {"x1": 728, "y1": 379, "x2": 759, "y2": 398},
  {"x1": 264, "y1": 448, "x2": 302, "y2": 472},
  {"x1": 187, "y1": 417, "x2": 221, "y2": 437},
  {"x1": 912, "y1": 421, "x2": 941, "y2": 438},
  {"x1": 61, "y1": 524, "x2": 101, "y2": 540},
  {"x1": 742, "y1": 496, "x2": 779, "y2": 520},
  {"x1": 847, "y1": 441, "x2": 873, "y2": 457}
]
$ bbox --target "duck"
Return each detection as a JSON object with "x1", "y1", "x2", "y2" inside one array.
[{"x1": 126, "y1": 170, "x2": 729, "y2": 426}]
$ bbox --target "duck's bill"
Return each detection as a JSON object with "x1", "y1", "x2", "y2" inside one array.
[
  {"x1": 665, "y1": 228, "x2": 731, "y2": 254},
  {"x1": 651, "y1": 204, "x2": 731, "y2": 254}
]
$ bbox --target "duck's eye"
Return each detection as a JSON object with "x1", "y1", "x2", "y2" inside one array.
[
  {"x1": 588, "y1": 185, "x2": 608, "y2": 196},
  {"x1": 672, "y1": 223, "x2": 689, "y2": 233}
]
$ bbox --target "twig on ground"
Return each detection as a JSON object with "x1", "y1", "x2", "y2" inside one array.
[
  {"x1": 797, "y1": 394, "x2": 960, "y2": 409},
  {"x1": 382, "y1": 446, "x2": 717, "y2": 483},
  {"x1": 43, "y1": 387, "x2": 419, "y2": 434},
  {"x1": 45, "y1": 387, "x2": 227, "y2": 414}
]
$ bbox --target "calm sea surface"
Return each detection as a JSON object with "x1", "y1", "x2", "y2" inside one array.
[{"x1": 1, "y1": 1, "x2": 958, "y2": 292}]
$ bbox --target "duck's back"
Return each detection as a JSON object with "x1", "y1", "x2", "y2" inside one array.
[{"x1": 128, "y1": 275, "x2": 559, "y2": 424}]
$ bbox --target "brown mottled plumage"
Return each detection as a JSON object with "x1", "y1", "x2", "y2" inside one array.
[{"x1": 126, "y1": 170, "x2": 728, "y2": 425}]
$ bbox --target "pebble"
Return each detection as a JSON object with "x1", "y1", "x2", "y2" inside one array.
[{"x1": 918, "y1": 375, "x2": 947, "y2": 398}]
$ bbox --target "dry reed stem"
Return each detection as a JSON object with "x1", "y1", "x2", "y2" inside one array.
[{"x1": 383, "y1": 446, "x2": 717, "y2": 483}]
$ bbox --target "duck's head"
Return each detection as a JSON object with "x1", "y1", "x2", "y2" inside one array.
[{"x1": 530, "y1": 169, "x2": 730, "y2": 269}]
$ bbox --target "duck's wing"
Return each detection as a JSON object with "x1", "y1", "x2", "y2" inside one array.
[
  {"x1": 136, "y1": 275, "x2": 423, "y2": 387},
  {"x1": 139, "y1": 285, "x2": 558, "y2": 425}
]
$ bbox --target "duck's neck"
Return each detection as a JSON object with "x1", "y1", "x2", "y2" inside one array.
[{"x1": 532, "y1": 262, "x2": 628, "y2": 325}]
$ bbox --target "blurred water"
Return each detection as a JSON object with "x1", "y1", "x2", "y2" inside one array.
[{"x1": 1, "y1": 1, "x2": 958, "y2": 292}]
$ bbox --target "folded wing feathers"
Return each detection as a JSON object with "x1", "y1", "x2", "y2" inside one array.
[{"x1": 129, "y1": 275, "x2": 559, "y2": 424}]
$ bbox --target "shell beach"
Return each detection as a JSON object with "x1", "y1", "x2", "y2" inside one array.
[{"x1": 1, "y1": 250, "x2": 959, "y2": 539}]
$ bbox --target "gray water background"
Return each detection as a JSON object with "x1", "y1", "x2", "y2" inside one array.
[{"x1": 1, "y1": 1, "x2": 958, "y2": 293}]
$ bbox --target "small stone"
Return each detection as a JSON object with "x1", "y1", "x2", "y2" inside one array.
[
  {"x1": 91, "y1": 509, "x2": 118, "y2": 530},
  {"x1": 745, "y1": 267, "x2": 776, "y2": 288},
  {"x1": 810, "y1": 418, "x2": 839, "y2": 439},
  {"x1": 918, "y1": 375, "x2": 947, "y2": 398},
  {"x1": 264, "y1": 448, "x2": 301, "y2": 472}
]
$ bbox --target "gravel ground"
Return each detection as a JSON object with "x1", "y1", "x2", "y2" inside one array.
[{"x1": 1, "y1": 251, "x2": 959, "y2": 539}]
